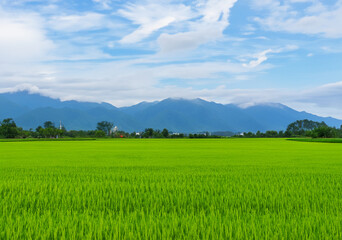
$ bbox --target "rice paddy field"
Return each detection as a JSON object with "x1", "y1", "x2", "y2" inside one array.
[{"x1": 1, "y1": 138, "x2": 342, "y2": 239}]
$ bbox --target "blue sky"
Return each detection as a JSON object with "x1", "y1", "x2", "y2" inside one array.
[{"x1": 0, "y1": 0, "x2": 342, "y2": 118}]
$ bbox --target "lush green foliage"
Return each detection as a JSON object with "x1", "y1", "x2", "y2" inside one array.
[
  {"x1": 36, "y1": 123, "x2": 65, "y2": 139},
  {"x1": 0, "y1": 118, "x2": 188, "y2": 139},
  {"x1": 96, "y1": 121, "x2": 114, "y2": 136},
  {"x1": 2, "y1": 118, "x2": 342, "y2": 140},
  {"x1": 0, "y1": 118, "x2": 19, "y2": 138},
  {"x1": 237, "y1": 119, "x2": 342, "y2": 138},
  {"x1": 1, "y1": 139, "x2": 342, "y2": 239},
  {"x1": 0, "y1": 138, "x2": 96, "y2": 142},
  {"x1": 287, "y1": 119, "x2": 327, "y2": 135}
]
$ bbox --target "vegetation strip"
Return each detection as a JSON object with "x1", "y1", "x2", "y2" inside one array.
[
  {"x1": 288, "y1": 138, "x2": 342, "y2": 143},
  {"x1": 0, "y1": 138, "x2": 96, "y2": 142}
]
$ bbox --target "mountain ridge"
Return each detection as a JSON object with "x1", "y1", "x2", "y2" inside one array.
[{"x1": 0, "y1": 91, "x2": 341, "y2": 132}]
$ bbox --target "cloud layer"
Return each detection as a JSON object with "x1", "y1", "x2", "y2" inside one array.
[{"x1": 0, "y1": 0, "x2": 341, "y2": 119}]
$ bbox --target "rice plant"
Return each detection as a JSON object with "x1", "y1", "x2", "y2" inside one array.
[{"x1": 1, "y1": 139, "x2": 341, "y2": 239}]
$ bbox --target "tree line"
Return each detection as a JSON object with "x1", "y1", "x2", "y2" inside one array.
[
  {"x1": 0, "y1": 119, "x2": 186, "y2": 139},
  {"x1": 235, "y1": 120, "x2": 342, "y2": 138},
  {"x1": 0, "y1": 118, "x2": 341, "y2": 139}
]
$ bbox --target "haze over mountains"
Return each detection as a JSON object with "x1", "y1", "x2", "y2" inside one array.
[{"x1": 0, "y1": 91, "x2": 341, "y2": 133}]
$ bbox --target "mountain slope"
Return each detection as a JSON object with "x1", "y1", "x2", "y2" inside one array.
[
  {"x1": 0, "y1": 91, "x2": 117, "y2": 111},
  {"x1": 16, "y1": 107, "x2": 94, "y2": 130},
  {"x1": 244, "y1": 103, "x2": 342, "y2": 131},
  {"x1": 0, "y1": 92, "x2": 135, "y2": 130},
  {"x1": 0, "y1": 96, "x2": 30, "y2": 119},
  {"x1": 15, "y1": 107, "x2": 141, "y2": 131},
  {"x1": 86, "y1": 107, "x2": 143, "y2": 132},
  {"x1": 122, "y1": 98, "x2": 264, "y2": 132},
  {"x1": 121, "y1": 98, "x2": 342, "y2": 132}
]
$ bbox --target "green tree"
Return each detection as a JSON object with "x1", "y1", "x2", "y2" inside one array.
[
  {"x1": 284, "y1": 130, "x2": 293, "y2": 137},
  {"x1": 287, "y1": 119, "x2": 327, "y2": 136},
  {"x1": 96, "y1": 121, "x2": 113, "y2": 136},
  {"x1": 143, "y1": 128, "x2": 154, "y2": 138},
  {"x1": 162, "y1": 128, "x2": 169, "y2": 138},
  {"x1": 152, "y1": 129, "x2": 162, "y2": 138},
  {"x1": 44, "y1": 121, "x2": 55, "y2": 129},
  {"x1": 244, "y1": 132, "x2": 255, "y2": 138},
  {"x1": 265, "y1": 131, "x2": 278, "y2": 138},
  {"x1": 311, "y1": 126, "x2": 337, "y2": 138},
  {"x1": 0, "y1": 118, "x2": 19, "y2": 138},
  {"x1": 95, "y1": 130, "x2": 106, "y2": 138},
  {"x1": 36, "y1": 121, "x2": 62, "y2": 138},
  {"x1": 36, "y1": 126, "x2": 44, "y2": 138}
]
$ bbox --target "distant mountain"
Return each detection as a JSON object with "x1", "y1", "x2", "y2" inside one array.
[
  {"x1": 243, "y1": 103, "x2": 342, "y2": 130},
  {"x1": 0, "y1": 95, "x2": 29, "y2": 119},
  {"x1": 121, "y1": 98, "x2": 342, "y2": 132},
  {"x1": 0, "y1": 91, "x2": 341, "y2": 132},
  {"x1": 0, "y1": 91, "x2": 137, "y2": 131},
  {"x1": 121, "y1": 98, "x2": 264, "y2": 132},
  {"x1": 15, "y1": 107, "x2": 141, "y2": 132},
  {"x1": 120, "y1": 101, "x2": 159, "y2": 115},
  {"x1": 1, "y1": 91, "x2": 116, "y2": 111}
]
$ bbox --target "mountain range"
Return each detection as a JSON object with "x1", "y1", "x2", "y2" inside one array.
[{"x1": 0, "y1": 91, "x2": 341, "y2": 133}]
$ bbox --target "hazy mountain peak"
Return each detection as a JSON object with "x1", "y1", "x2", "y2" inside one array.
[
  {"x1": 0, "y1": 92, "x2": 341, "y2": 132},
  {"x1": 1, "y1": 91, "x2": 116, "y2": 110}
]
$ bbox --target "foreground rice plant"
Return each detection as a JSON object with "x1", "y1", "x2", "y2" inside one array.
[{"x1": 0, "y1": 139, "x2": 341, "y2": 239}]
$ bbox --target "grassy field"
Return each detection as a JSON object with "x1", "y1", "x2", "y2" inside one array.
[
  {"x1": 289, "y1": 138, "x2": 342, "y2": 144},
  {"x1": 1, "y1": 139, "x2": 342, "y2": 239}
]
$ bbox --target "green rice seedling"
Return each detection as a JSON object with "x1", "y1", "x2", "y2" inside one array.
[{"x1": 0, "y1": 139, "x2": 341, "y2": 239}]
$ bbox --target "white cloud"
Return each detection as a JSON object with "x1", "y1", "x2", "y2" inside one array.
[
  {"x1": 0, "y1": 0, "x2": 341, "y2": 120},
  {"x1": 0, "y1": 7, "x2": 114, "y2": 64},
  {"x1": 157, "y1": 21, "x2": 226, "y2": 53},
  {"x1": 118, "y1": 0, "x2": 238, "y2": 52},
  {"x1": 242, "y1": 45, "x2": 298, "y2": 68},
  {"x1": 118, "y1": 2, "x2": 193, "y2": 44},
  {"x1": 92, "y1": 0, "x2": 112, "y2": 10},
  {"x1": 254, "y1": 0, "x2": 342, "y2": 38},
  {"x1": 0, "y1": 8, "x2": 54, "y2": 63},
  {"x1": 120, "y1": 16, "x2": 177, "y2": 44},
  {"x1": 251, "y1": 0, "x2": 281, "y2": 9},
  {"x1": 0, "y1": 54, "x2": 270, "y2": 106},
  {"x1": 157, "y1": 0, "x2": 238, "y2": 53},
  {"x1": 3, "y1": 73, "x2": 342, "y2": 119},
  {"x1": 151, "y1": 61, "x2": 266, "y2": 80},
  {"x1": 243, "y1": 49, "x2": 273, "y2": 68},
  {"x1": 0, "y1": 6, "x2": 60, "y2": 95},
  {"x1": 48, "y1": 13, "x2": 107, "y2": 32},
  {"x1": 297, "y1": 81, "x2": 342, "y2": 108},
  {"x1": 0, "y1": 83, "x2": 40, "y2": 94}
]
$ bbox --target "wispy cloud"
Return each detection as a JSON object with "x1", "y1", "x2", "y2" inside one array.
[
  {"x1": 242, "y1": 45, "x2": 298, "y2": 68},
  {"x1": 92, "y1": 0, "x2": 112, "y2": 10},
  {"x1": 118, "y1": 0, "x2": 238, "y2": 53},
  {"x1": 243, "y1": 49, "x2": 273, "y2": 68},
  {"x1": 158, "y1": 0, "x2": 237, "y2": 53},
  {"x1": 48, "y1": 13, "x2": 108, "y2": 32},
  {"x1": 118, "y1": 2, "x2": 194, "y2": 44},
  {"x1": 253, "y1": 0, "x2": 342, "y2": 38}
]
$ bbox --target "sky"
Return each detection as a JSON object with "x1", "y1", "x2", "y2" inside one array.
[{"x1": 0, "y1": 0, "x2": 342, "y2": 118}]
